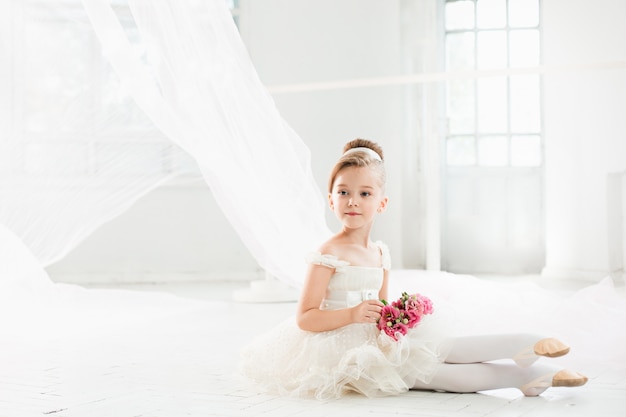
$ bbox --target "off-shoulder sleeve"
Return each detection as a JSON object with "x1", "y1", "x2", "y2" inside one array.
[
  {"x1": 305, "y1": 252, "x2": 350, "y2": 269},
  {"x1": 376, "y1": 241, "x2": 391, "y2": 270}
]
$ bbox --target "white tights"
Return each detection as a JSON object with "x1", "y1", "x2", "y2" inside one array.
[{"x1": 411, "y1": 334, "x2": 558, "y2": 394}]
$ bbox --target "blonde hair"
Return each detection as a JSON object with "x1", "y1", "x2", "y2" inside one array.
[{"x1": 328, "y1": 138, "x2": 386, "y2": 193}]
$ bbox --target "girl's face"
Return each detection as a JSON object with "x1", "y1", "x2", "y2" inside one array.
[{"x1": 328, "y1": 166, "x2": 387, "y2": 229}]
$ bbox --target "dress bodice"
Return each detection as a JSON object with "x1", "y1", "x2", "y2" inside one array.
[{"x1": 306, "y1": 241, "x2": 390, "y2": 310}]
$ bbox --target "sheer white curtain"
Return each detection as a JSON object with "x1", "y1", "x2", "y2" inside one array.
[
  {"x1": 0, "y1": 1, "x2": 186, "y2": 270},
  {"x1": 0, "y1": 0, "x2": 330, "y2": 289}
]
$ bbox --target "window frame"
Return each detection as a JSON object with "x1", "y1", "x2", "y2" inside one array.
[{"x1": 443, "y1": 0, "x2": 544, "y2": 169}]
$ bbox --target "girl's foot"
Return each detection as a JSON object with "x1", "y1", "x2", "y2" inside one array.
[
  {"x1": 514, "y1": 338, "x2": 570, "y2": 367},
  {"x1": 534, "y1": 338, "x2": 570, "y2": 357},
  {"x1": 521, "y1": 369, "x2": 588, "y2": 397}
]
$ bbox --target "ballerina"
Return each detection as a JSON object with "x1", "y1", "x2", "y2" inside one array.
[{"x1": 240, "y1": 138, "x2": 588, "y2": 399}]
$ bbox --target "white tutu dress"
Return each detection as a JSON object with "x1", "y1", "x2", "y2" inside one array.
[{"x1": 240, "y1": 242, "x2": 453, "y2": 399}]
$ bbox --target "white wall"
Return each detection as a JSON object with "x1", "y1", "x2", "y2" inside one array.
[
  {"x1": 46, "y1": 181, "x2": 263, "y2": 283},
  {"x1": 240, "y1": 0, "x2": 429, "y2": 269},
  {"x1": 542, "y1": 0, "x2": 626, "y2": 281}
]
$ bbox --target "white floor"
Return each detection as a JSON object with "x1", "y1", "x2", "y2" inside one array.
[{"x1": 2, "y1": 276, "x2": 625, "y2": 417}]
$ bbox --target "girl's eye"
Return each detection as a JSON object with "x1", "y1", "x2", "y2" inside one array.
[
  {"x1": 361, "y1": 192, "x2": 371, "y2": 197},
  {"x1": 338, "y1": 190, "x2": 348, "y2": 196}
]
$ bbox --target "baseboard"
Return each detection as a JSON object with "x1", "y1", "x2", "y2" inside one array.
[
  {"x1": 47, "y1": 270, "x2": 263, "y2": 285},
  {"x1": 540, "y1": 266, "x2": 619, "y2": 283}
]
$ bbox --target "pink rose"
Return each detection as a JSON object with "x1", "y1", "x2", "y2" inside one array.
[
  {"x1": 378, "y1": 305, "x2": 400, "y2": 332},
  {"x1": 404, "y1": 294, "x2": 434, "y2": 316},
  {"x1": 417, "y1": 294, "x2": 434, "y2": 315},
  {"x1": 404, "y1": 297, "x2": 424, "y2": 315},
  {"x1": 382, "y1": 321, "x2": 408, "y2": 341},
  {"x1": 403, "y1": 309, "x2": 422, "y2": 329}
]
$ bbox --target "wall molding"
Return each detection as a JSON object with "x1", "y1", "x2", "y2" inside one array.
[{"x1": 48, "y1": 270, "x2": 262, "y2": 285}]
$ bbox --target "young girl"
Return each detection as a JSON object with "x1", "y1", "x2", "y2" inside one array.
[{"x1": 240, "y1": 138, "x2": 588, "y2": 399}]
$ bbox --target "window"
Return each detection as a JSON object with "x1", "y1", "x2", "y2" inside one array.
[
  {"x1": 10, "y1": 0, "x2": 241, "y2": 180},
  {"x1": 444, "y1": 0, "x2": 542, "y2": 168},
  {"x1": 441, "y1": 0, "x2": 545, "y2": 274}
]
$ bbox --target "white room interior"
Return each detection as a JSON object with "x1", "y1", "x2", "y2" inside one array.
[
  {"x1": 2, "y1": 1, "x2": 626, "y2": 416},
  {"x1": 38, "y1": 0, "x2": 626, "y2": 286}
]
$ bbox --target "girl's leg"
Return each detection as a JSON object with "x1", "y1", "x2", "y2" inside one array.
[
  {"x1": 443, "y1": 333, "x2": 547, "y2": 365},
  {"x1": 412, "y1": 362, "x2": 558, "y2": 395}
]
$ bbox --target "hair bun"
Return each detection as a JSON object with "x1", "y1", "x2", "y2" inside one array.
[{"x1": 342, "y1": 138, "x2": 384, "y2": 161}]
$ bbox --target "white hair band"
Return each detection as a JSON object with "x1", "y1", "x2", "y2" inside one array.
[{"x1": 343, "y1": 147, "x2": 382, "y2": 162}]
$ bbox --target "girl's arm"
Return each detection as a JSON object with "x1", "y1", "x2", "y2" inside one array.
[
  {"x1": 378, "y1": 268, "x2": 389, "y2": 301},
  {"x1": 296, "y1": 263, "x2": 383, "y2": 332}
]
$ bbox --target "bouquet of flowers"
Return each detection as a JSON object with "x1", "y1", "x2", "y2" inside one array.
[{"x1": 377, "y1": 292, "x2": 434, "y2": 341}]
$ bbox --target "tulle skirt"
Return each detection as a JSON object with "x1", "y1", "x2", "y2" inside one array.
[{"x1": 239, "y1": 313, "x2": 453, "y2": 399}]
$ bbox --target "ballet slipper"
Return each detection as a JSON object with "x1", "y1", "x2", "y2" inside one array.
[
  {"x1": 513, "y1": 338, "x2": 570, "y2": 367},
  {"x1": 521, "y1": 369, "x2": 588, "y2": 397},
  {"x1": 534, "y1": 338, "x2": 570, "y2": 358}
]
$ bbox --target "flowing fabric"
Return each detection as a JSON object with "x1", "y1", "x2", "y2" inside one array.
[
  {"x1": 0, "y1": 1, "x2": 192, "y2": 269},
  {"x1": 1, "y1": 0, "x2": 330, "y2": 289},
  {"x1": 388, "y1": 271, "x2": 626, "y2": 368},
  {"x1": 80, "y1": 0, "x2": 332, "y2": 286}
]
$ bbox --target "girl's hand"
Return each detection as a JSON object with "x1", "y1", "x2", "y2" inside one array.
[{"x1": 350, "y1": 300, "x2": 384, "y2": 324}]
